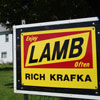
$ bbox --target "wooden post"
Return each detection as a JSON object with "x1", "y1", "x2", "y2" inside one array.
[{"x1": 24, "y1": 94, "x2": 28, "y2": 100}]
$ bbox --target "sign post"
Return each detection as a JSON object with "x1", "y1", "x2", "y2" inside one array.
[
  {"x1": 13, "y1": 17, "x2": 100, "y2": 100},
  {"x1": 24, "y1": 94, "x2": 28, "y2": 100}
]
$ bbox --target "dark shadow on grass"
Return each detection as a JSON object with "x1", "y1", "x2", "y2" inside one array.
[
  {"x1": 4, "y1": 83, "x2": 13, "y2": 88},
  {"x1": 0, "y1": 67, "x2": 13, "y2": 71}
]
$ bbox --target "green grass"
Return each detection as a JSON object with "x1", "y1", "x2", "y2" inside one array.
[
  {"x1": 0, "y1": 64, "x2": 86, "y2": 100},
  {"x1": 0, "y1": 64, "x2": 23, "y2": 100}
]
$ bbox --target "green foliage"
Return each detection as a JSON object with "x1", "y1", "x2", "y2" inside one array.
[{"x1": 0, "y1": 0, "x2": 95, "y2": 28}]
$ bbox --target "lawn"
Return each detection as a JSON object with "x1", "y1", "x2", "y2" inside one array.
[
  {"x1": 0, "y1": 64, "x2": 23, "y2": 100},
  {"x1": 0, "y1": 64, "x2": 86, "y2": 100}
]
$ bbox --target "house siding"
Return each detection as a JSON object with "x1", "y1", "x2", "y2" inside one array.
[{"x1": 0, "y1": 32, "x2": 12, "y2": 64}]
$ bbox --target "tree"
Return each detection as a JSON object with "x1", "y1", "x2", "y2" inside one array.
[
  {"x1": 87, "y1": 0, "x2": 100, "y2": 17},
  {"x1": 0, "y1": 0, "x2": 96, "y2": 28}
]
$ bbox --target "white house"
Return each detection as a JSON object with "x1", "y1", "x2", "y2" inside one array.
[{"x1": 0, "y1": 24, "x2": 12, "y2": 64}]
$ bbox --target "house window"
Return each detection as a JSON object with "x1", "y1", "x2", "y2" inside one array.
[
  {"x1": 1, "y1": 52, "x2": 7, "y2": 58},
  {"x1": 5, "y1": 34, "x2": 9, "y2": 42}
]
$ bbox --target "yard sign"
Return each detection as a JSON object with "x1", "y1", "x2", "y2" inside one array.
[{"x1": 13, "y1": 17, "x2": 100, "y2": 100}]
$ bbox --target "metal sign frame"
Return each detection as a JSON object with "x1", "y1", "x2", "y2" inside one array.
[{"x1": 13, "y1": 17, "x2": 100, "y2": 100}]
